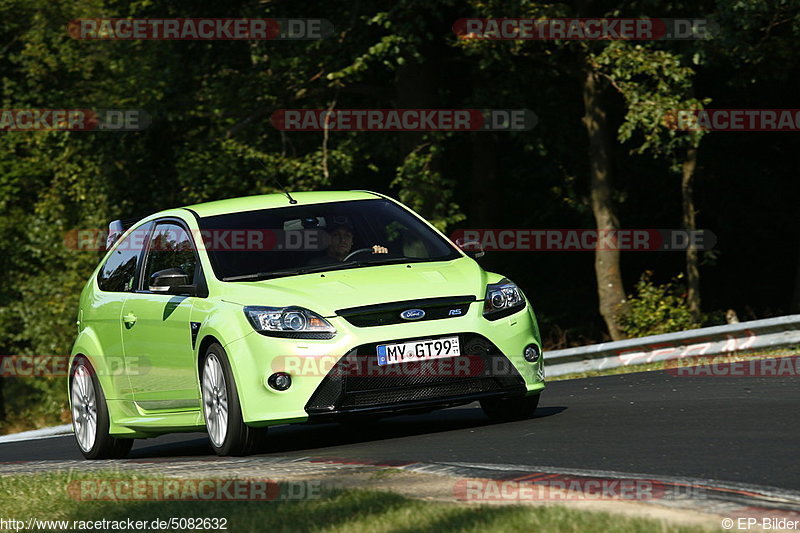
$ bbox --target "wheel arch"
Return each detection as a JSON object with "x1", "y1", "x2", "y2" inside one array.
[
  {"x1": 197, "y1": 334, "x2": 223, "y2": 377},
  {"x1": 67, "y1": 353, "x2": 89, "y2": 404},
  {"x1": 69, "y1": 328, "x2": 116, "y2": 400}
]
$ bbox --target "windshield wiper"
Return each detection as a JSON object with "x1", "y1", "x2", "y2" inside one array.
[
  {"x1": 222, "y1": 257, "x2": 429, "y2": 282},
  {"x1": 356, "y1": 256, "x2": 427, "y2": 266},
  {"x1": 222, "y1": 261, "x2": 361, "y2": 282},
  {"x1": 222, "y1": 271, "x2": 278, "y2": 282}
]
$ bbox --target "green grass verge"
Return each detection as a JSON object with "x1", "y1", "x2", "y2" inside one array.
[
  {"x1": 0, "y1": 471, "x2": 720, "y2": 533},
  {"x1": 548, "y1": 346, "x2": 800, "y2": 381}
]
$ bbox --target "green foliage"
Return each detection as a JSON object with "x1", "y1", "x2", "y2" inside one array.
[
  {"x1": 618, "y1": 272, "x2": 700, "y2": 338},
  {"x1": 591, "y1": 42, "x2": 709, "y2": 160},
  {"x1": 391, "y1": 139, "x2": 466, "y2": 231}
]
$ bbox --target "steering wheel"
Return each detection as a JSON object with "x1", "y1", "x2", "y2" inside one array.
[{"x1": 343, "y1": 247, "x2": 376, "y2": 262}]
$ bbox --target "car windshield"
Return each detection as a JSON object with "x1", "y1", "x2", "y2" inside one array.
[{"x1": 198, "y1": 198, "x2": 461, "y2": 281}]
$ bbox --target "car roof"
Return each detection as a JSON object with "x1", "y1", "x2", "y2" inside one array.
[{"x1": 182, "y1": 190, "x2": 383, "y2": 218}]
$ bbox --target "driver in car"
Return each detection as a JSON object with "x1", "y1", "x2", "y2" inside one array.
[{"x1": 308, "y1": 223, "x2": 388, "y2": 264}]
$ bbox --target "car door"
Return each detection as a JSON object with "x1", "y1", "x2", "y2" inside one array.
[
  {"x1": 121, "y1": 218, "x2": 202, "y2": 410},
  {"x1": 88, "y1": 222, "x2": 151, "y2": 402}
]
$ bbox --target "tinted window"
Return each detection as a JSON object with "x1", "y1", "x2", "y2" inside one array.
[
  {"x1": 97, "y1": 223, "x2": 150, "y2": 292},
  {"x1": 143, "y1": 222, "x2": 198, "y2": 288},
  {"x1": 198, "y1": 199, "x2": 461, "y2": 281}
]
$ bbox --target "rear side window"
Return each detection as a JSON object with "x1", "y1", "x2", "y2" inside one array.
[{"x1": 97, "y1": 223, "x2": 150, "y2": 292}]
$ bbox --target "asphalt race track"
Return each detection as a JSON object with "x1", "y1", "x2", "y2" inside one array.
[{"x1": 2, "y1": 369, "x2": 798, "y2": 491}]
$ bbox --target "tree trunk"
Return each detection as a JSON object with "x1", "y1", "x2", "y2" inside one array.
[
  {"x1": 469, "y1": 133, "x2": 496, "y2": 226},
  {"x1": 582, "y1": 69, "x2": 626, "y2": 340},
  {"x1": 0, "y1": 376, "x2": 5, "y2": 425},
  {"x1": 395, "y1": 56, "x2": 440, "y2": 215},
  {"x1": 792, "y1": 244, "x2": 800, "y2": 312},
  {"x1": 682, "y1": 146, "x2": 701, "y2": 321}
]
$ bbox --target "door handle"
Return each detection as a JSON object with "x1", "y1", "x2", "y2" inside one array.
[{"x1": 123, "y1": 312, "x2": 137, "y2": 327}]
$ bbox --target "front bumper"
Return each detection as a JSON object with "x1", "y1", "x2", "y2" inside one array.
[
  {"x1": 223, "y1": 301, "x2": 545, "y2": 426},
  {"x1": 305, "y1": 333, "x2": 528, "y2": 419}
]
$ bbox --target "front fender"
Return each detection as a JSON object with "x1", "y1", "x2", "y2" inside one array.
[{"x1": 191, "y1": 298, "x2": 256, "y2": 395}]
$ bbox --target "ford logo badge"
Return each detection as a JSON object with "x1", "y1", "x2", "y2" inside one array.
[{"x1": 400, "y1": 308, "x2": 426, "y2": 320}]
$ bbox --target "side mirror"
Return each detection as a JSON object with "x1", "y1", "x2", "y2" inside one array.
[
  {"x1": 106, "y1": 220, "x2": 125, "y2": 250},
  {"x1": 149, "y1": 268, "x2": 196, "y2": 296},
  {"x1": 455, "y1": 238, "x2": 485, "y2": 260}
]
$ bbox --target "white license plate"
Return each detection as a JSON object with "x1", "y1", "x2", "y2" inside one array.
[{"x1": 376, "y1": 336, "x2": 460, "y2": 366}]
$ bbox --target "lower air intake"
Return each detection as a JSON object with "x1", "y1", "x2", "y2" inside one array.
[{"x1": 305, "y1": 333, "x2": 525, "y2": 415}]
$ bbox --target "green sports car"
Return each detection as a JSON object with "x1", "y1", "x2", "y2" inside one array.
[{"x1": 69, "y1": 191, "x2": 545, "y2": 458}]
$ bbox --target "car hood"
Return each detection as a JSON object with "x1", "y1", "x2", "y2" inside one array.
[{"x1": 219, "y1": 258, "x2": 492, "y2": 316}]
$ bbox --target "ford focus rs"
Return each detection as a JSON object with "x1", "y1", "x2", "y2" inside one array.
[{"x1": 69, "y1": 191, "x2": 545, "y2": 458}]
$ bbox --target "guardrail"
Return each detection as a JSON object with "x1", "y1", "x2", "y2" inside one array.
[{"x1": 543, "y1": 314, "x2": 800, "y2": 377}]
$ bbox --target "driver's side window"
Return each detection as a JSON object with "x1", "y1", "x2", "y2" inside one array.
[{"x1": 143, "y1": 222, "x2": 197, "y2": 289}]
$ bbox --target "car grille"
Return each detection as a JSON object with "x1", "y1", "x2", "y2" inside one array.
[
  {"x1": 305, "y1": 333, "x2": 526, "y2": 415},
  {"x1": 336, "y1": 296, "x2": 475, "y2": 327}
]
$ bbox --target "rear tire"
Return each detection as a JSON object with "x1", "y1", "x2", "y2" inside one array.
[
  {"x1": 201, "y1": 343, "x2": 267, "y2": 456},
  {"x1": 480, "y1": 394, "x2": 540, "y2": 422},
  {"x1": 70, "y1": 357, "x2": 133, "y2": 459}
]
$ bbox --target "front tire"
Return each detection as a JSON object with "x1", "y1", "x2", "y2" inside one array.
[
  {"x1": 201, "y1": 343, "x2": 267, "y2": 456},
  {"x1": 480, "y1": 394, "x2": 540, "y2": 422},
  {"x1": 70, "y1": 357, "x2": 133, "y2": 459}
]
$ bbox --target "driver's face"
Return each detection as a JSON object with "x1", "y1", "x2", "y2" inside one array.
[{"x1": 328, "y1": 227, "x2": 354, "y2": 257}]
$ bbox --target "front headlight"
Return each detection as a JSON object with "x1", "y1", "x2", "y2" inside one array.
[
  {"x1": 483, "y1": 279, "x2": 526, "y2": 320},
  {"x1": 244, "y1": 306, "x2": 336, "y2": 339}
]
